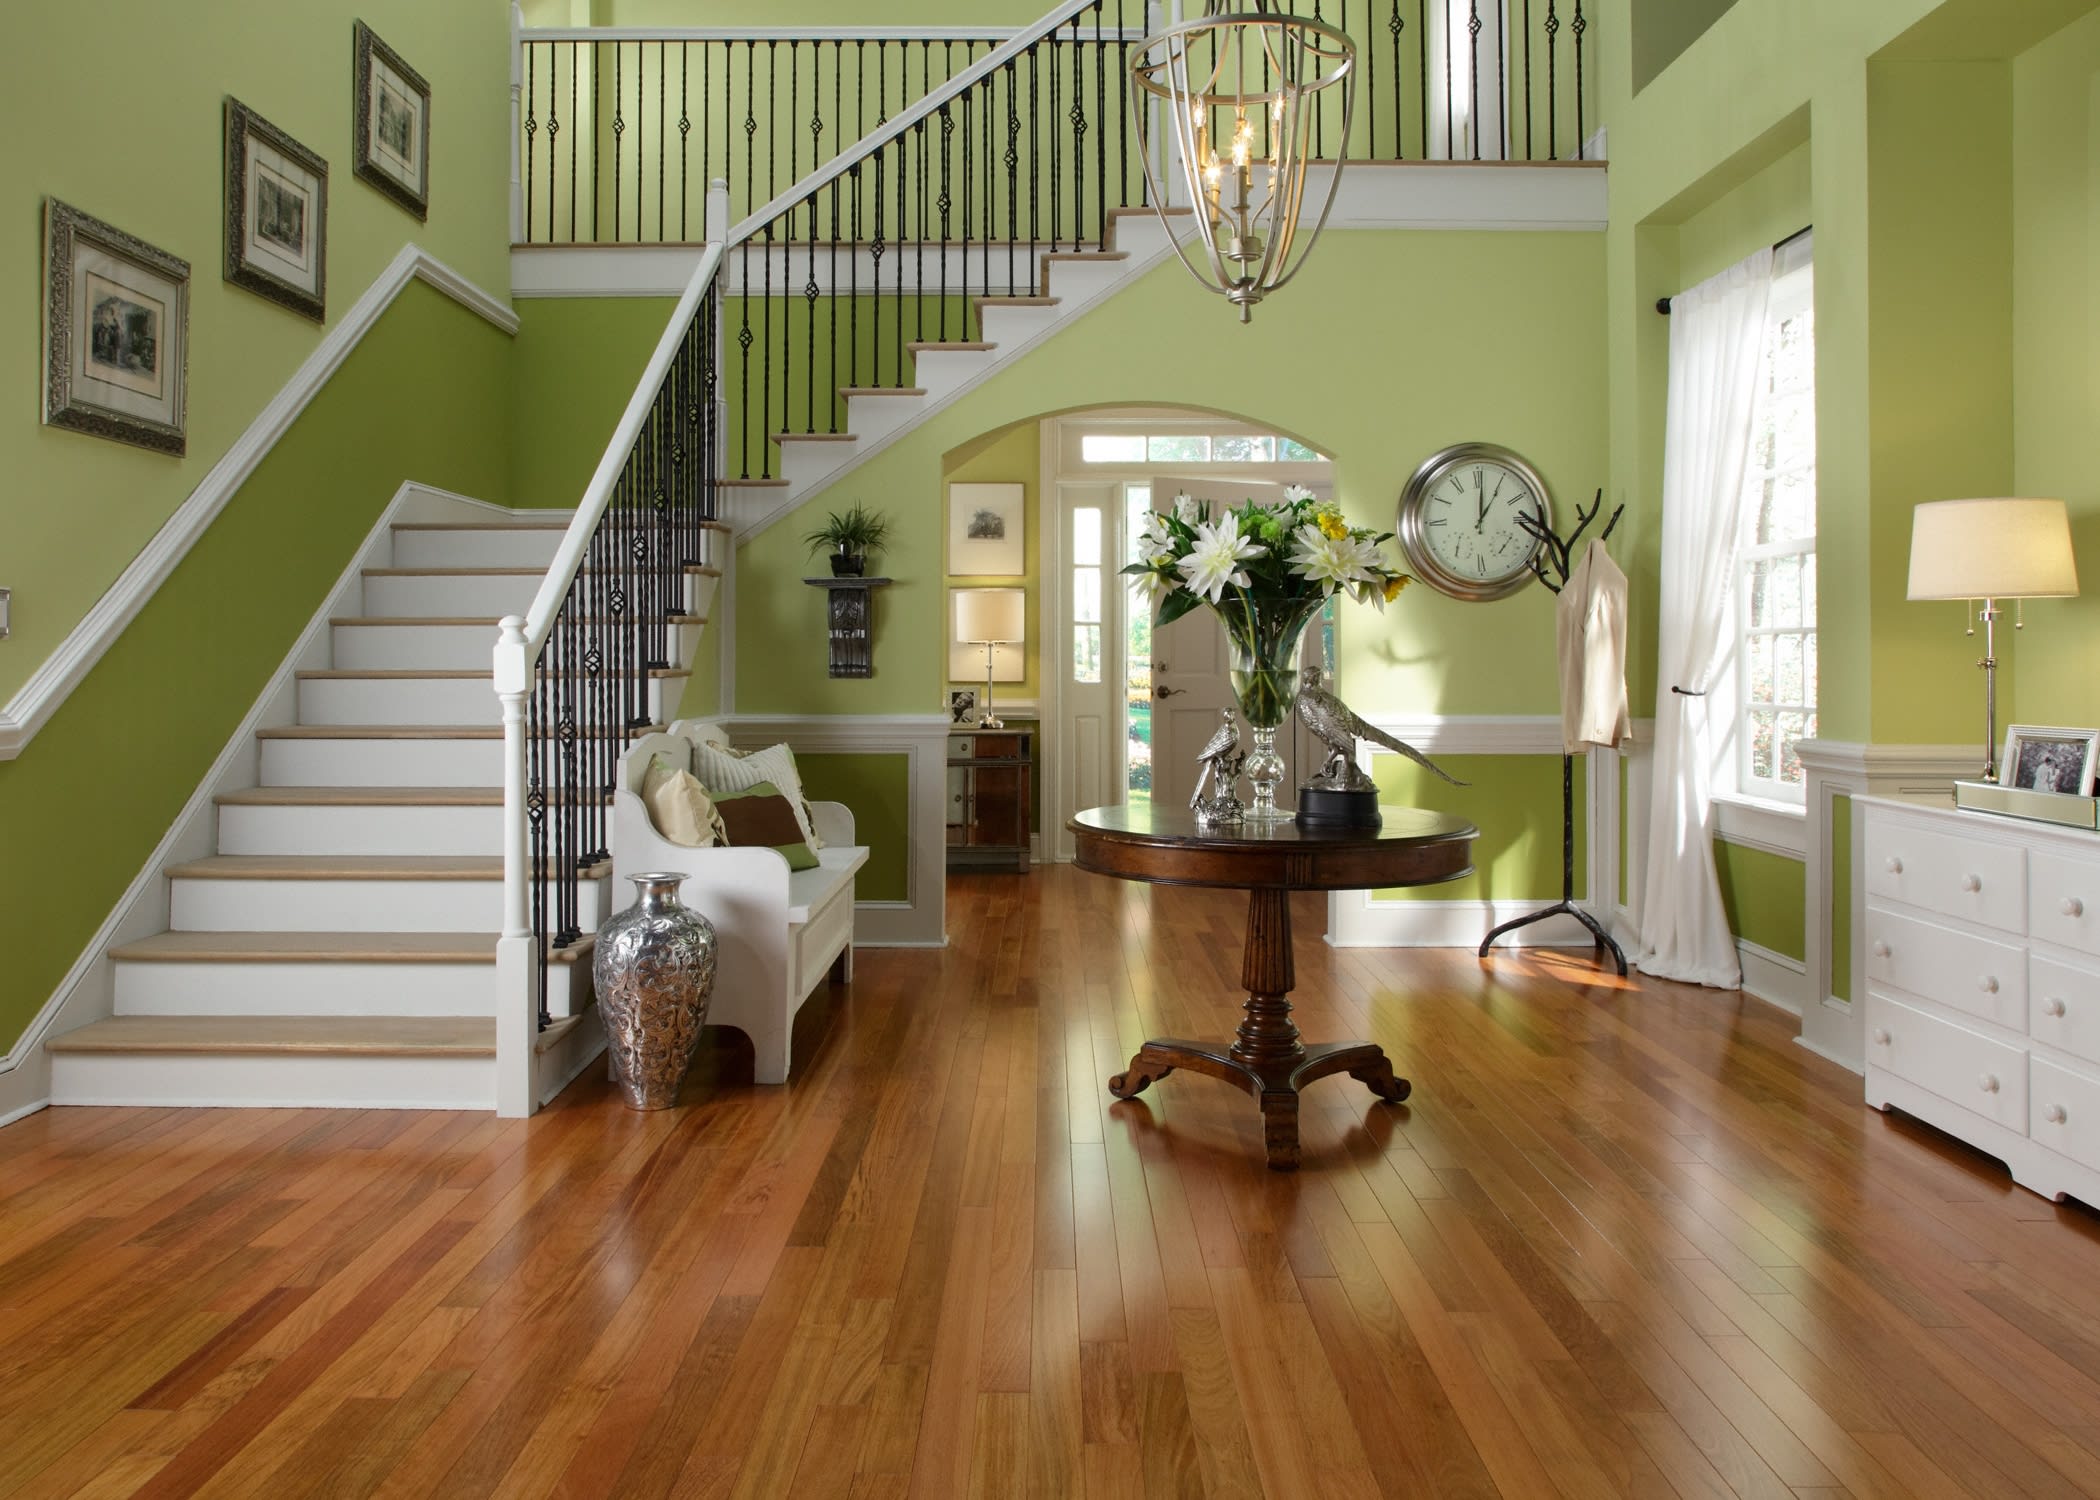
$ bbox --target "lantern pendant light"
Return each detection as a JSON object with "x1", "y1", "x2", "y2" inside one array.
[{"x1": 1130, "y1": 1, "x2": 1357, "y2": 323}]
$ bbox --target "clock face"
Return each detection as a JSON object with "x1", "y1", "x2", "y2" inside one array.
[{"x1": 1396, "y1": 443, "x2": 1554, "y2": 601}]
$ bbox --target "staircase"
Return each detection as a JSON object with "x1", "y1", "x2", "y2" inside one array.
[{"x1": 47, "y1": 515, "x2": 721, "y2": 1110}]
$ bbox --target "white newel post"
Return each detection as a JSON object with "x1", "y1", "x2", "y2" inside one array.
[
  {"x1": 508, "y1": 4, "x2": 525, "y2": 244},
  {"x1": 706, "y1": 177, "x2": 730, "y2": 245},
  {"x1": 494, "y1": 615, "x2": 536, "y2": 1118}
]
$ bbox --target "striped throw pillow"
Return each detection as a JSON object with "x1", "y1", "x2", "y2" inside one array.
[{"x1": 691, "y1": 740, "x2": 824, "y2": 850}]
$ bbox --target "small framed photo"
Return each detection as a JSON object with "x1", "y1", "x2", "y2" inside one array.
[
  {"x1": 948, "y1": 689, "x2": 980, "y2": 727},
  {"x1": 42, "y1": 199, "x2": 189, "y2": 455},
  {"x1": 225, "y1": 98, "x2": 328, "y2": 320},
  {"x1": 353, "y1": 21, "x2": 430, "y2": 221},
  {"x1": 948, "y1": 482, "x2": 1025, "y2": 576},
  {"x1": 2002, "y1": 724, "x2": 2099, "y2": 795}
]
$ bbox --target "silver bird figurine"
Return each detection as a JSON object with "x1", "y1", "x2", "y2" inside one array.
[
  {"x1": 1188, "y1": 707, "x2": 1242, "y2": 811},
  {"x1": 1295, "y1": 665, "x2": 1467, "y2": 789}
]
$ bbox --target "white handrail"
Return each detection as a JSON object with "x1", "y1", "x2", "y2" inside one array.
[
  {"x1": 523, "y1": 24, "x2": 1144, "y2": 43},
  {"x1": 723, "y1": 0, "x2": 1120, "y2": 249}
]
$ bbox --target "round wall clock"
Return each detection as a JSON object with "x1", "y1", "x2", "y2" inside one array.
[{"x1": 1395, "y1": 442, "x2": 1555, "y2": 601}]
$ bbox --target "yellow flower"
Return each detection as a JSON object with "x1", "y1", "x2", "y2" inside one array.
[
  {"x1": 1318, "y1": 512, "x2": 1350, "y2": 541},
  {"x1": 1383, "y1": 574, "x2": 1412, "y2": 602}
]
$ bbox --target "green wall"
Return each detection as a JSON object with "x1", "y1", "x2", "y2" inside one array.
[
  {"x1": 1632, "y1": 0, "x2": 1745, "y2": 93},
  {"x1": 0, "y1": 286, "x2": 514, "y2": 1055},
  {"x1": 798, "y1": 753, "x2": 911, "y2": 902},
  {"x1": 513, "y1": 297, "x2": 679, "y2": 507},
  {"x1": 1714, "y1": 839, "x2": 1806, "y2": 959},
  {"x1": 1370, "y1": 755, "x2": 1580, "y2": 904},
  {"x1": 944, "y1": 421, "x2": 1043, "y2": 703},
  {"x1": 0, "y1": 0, "x2": 513, "y2": 708}
]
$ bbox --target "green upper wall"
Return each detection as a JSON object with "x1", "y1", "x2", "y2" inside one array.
[
  {"x1": 944, "y1": 422, "x2": 1044, "y2": 704},
  {"x1": 735, "y1": 230, "x2": 1607, "y2": 721}
]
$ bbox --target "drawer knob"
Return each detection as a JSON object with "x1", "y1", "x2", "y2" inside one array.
[
  {"x1": 2047, "y1": 1103, "x2": 2069, "y2": 1125},
  {"x1": 1962, "y1": 873, "x2": 1983, "y2": 893},
  {"x1": 2045, "y1": 997, "x2": 2068, "y2": 1018},
  {"x1": 1871, "y1": 940, "x2": 1891, "y2": 959},
  {"x1": 1979, "y1": 976, "x2": 2000, "y2": 995},
  {"x1": 2066, "y1": 897, "x2": 2086, "y2": 918},
  {"x1": 1872, "y1": 1026, "x2": 1892, "y2": 1045},
  {"x1": 1886, "y1": 856, "x2": 1903, "y2": 875},
  {"x1": 1980, "y1": 1073, "x2": 2001, "y2": 1094}
]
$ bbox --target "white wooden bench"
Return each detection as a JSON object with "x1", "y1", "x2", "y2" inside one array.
[{"x1": 613, "y1": 722, "x2": 867, "y2": 1083}]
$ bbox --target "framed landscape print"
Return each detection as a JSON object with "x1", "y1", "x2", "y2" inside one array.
[
  {"x1": 2002, "y1": 725, "x2": 2100, "y2": 796},
  {"x1": 225, "y1": 98, "x2": 328, "y2": 320},
  {"x1": 42, "y1": 199, "x2": 189, "y2": 455},
  {"x1": 353, "y1": 21, "x2": 430, "y2": 220},
  {"x1": 948, "y1": 482, "x2": 1025, "y2": 576}
]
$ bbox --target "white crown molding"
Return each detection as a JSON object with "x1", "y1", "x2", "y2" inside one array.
[
  {"x1": 0, "y1": 246, "x2": 517, "y2": 762},
  {"x1": 0, "y1": 481, "x2": 506, "y2": 1105}
]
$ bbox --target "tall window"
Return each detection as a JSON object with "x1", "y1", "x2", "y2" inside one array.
[
  {"x1": 1072, "y1": 506, "x2": 1103, "y2": 685},
  {"x1": 1735, "y1": 256, "x2": 1816, "y2": 799}
]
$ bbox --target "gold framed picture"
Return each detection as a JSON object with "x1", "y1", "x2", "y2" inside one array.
[
  {"x1": 225, "y1": 98, "x2": 328, "y2": 320},
  {"x1": 42, "y1": 199, "x2": 190, "y2": 455}
]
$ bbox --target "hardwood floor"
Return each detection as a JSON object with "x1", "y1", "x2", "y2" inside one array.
[{"x1": 6, "y1": 866, "x2": 2100, "y2": 1498}]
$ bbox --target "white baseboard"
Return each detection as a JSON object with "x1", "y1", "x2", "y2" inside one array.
[
  {"x1": 0, "y1": 248, "x2": 516, "y2": 761},
  {"x1": 0, "y1": 1064, "x2": 51, "y2": 1129},
  {"x1": 0, "y1": 482, "x2": 516, "y2": 1085},
  {"x1": 1737, "y1": 939, "x2": 1807, "y2": 1016},
  {"x1": 1328, "y1": 891, "x2": 1604, "y2": 949},
  {"x1": 1796, "y1": 1029, "x2": 1865, "y2": 1075}
]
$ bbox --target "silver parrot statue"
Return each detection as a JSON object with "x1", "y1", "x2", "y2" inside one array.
[
  {"x1": 1295, "y1": 664, "x2": 1467, "y2": 790},
  {"x1": 1188, "y1": 707, "x2": 1245, "y2": 822}
]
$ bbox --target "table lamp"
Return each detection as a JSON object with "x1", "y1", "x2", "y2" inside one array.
[
  {"x1": 956, "y1": 588, "x2": 1025, "y2": 730},
  {"x1": 1907, "y1": 497, "x2": 2079, "y2": 782}
]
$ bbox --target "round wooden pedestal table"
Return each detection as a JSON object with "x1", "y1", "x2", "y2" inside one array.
[{"x1": 1069, "y1": 804, "x2": 1477, "y2": 1170}]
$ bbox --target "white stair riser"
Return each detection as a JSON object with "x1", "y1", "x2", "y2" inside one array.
[
  {"x1": 299, "y1": 674, "x2": 675, "y2": 726},
  {"x1": 116, "y1": 959, "x2": 498, "y2": 1017},
  {"x1": 362, "y1": 574, "x2": 544, "y2": 616},
  {"x1": 840, "y1": 398, "x2": 925, "y2": 448},
  {"x1": 219, "y1": 801, "x2": 502, "y2": 856},
  {"x1": 907, "y1": 351, "x2": 999, "y2": 402},
  {"x1": 50, "y1": 1050, "x2": 496, "y2": 1110},
  {"x1": 168, "y1": 876, "x2": 608, "y2": 933},
  {"x1": 332, "y1": 623, "x2": 502, "y2": 671},
  {"x1": 393, "y1": 528, "x2": 566, "y2": 568},
  {"x1": 261, "y1": 736, "x2": 503, "y2": 788},
  {"x1": 1042, "y1": 260, "x2": 1129, "y2": 302},
  {"x1": 780, "y1": 444, "x2": 853, "y2": 492},
  {"x1": 975, "y1": 305, "x2": 1064, "y2": 347}
]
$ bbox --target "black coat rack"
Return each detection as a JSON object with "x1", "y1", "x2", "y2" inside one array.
[{"x1": 1477, "y1": 489, "x2": 1630, "y2": 977}]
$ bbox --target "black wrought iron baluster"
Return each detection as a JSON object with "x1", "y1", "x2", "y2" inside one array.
[
  {"x1": 679, "y1": 46, "x2": 690, "y2": 239},
  {"x1": 549, "y1": 44, "x2": 564, "y2": 241},
  {"x1": 982, "y1": 62, "x2": 995, "y2": 301},
  {"x1": 744, "y1": 45, "x2": 758, "y2": 228},
  {"x1": 1118, "y1": 0, "x2": 1132, "y2": 209},
  {"x1": 1005, "y1": 61, "x2": 1020, "y2": 298},
  {"x1": 1418, "y1": 0, "x2": 1429, "y2": 159},
  {"x1": 738, "y1": 240, "x2": 754, "y2": 478},
  {"x1": 528, "y1": 670, "x2": 547, "y2": 1027},
  {"x1": 656, "y1": 44, "x2": 666, "y2": 240},
  {"x1": 591, "y1": 44, "x2": 600, "y2": 239},
  {"x1": 789, "y1": 39, "x2": 800, "y2": 188},
  {"x1": 895, "y1": 134, "x2": 908, "y2": 387},
  {"x1": 1069, "y1": 15, "x2": 1085, "y2": 250},
  {"x1": 1313, "y1": 1, "x2": 1326, "y2": 160},
  {"x1": 1545, "y1": 0, "x2": 1558, "y2": 160},
  {"x1": 916, "y1": 41, "x2": 931, "y2": 351},
  {"x1": 1049, "y1": 28, "x2": 1060, "y2": 252},
  {"x1": 804, "y1": 196, "x2": 818, "y2": 433},
  {"x1": 1468, "y1": 1, "x2": 1481, "y2": 161},
  {"x1": 763, "y1": 221, "x2": 775, "y2": 475},
  {"x1": 1572, "y1": 0, "x2": 1586, "y2": 158},
  {"x1": 1093, "y1": 3, "x2": 1106, "y2": 247},
  {"x1": 827, "y1": 179, "x2": 840, "y2": 430},
  {"x1": 612, "y1": 42, "x2": 622, "y2": 241},
  {"x1": 1521, "y1": 0, "x2": 1532, "y2": 160},
  {"x1": 1028, "y1": 43, "x2": 1040, "y2": 294},
  {"x1": 524, "y1": 45, "x2": 537, "y2": 243},
  {"x1": 940, "y1": 98, "x2": 953, "y2": 343}
]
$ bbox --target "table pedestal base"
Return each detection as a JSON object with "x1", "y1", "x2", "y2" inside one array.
[{"x1": 1109, "y1": 1039, "x2": 1409, "y2": 1170}]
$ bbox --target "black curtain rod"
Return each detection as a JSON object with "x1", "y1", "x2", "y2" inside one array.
[{"x1": 1655, "y1": 224, "x2": 1812, "y2": 315}]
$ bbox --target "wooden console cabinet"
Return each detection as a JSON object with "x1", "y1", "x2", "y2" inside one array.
[
  {"x1": 1863, "y1": 794, "x2": 2100, "y2": 1206},
  {"x1": 947, "y1": 728, "x2": 1032, "y2": 872}
]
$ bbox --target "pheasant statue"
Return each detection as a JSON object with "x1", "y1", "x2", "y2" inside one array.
[{"x1": 1295, "y1": 665, "x2": 1467, "y2": 792}]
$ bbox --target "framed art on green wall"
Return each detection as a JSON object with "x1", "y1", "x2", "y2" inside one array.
[
  {"x1": 353, "y1": 20, "x2": 430, "y2": 221},
  {"x1": 224, "y1": 98, "x2": 328, "y2": 321},
  {"x1": 41, "y1": 198, "x2": 190, "y2": 456}
]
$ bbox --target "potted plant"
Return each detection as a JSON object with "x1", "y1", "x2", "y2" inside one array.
[{"x1": 803, "y1": 501, "x2": 892, "y2": 577}]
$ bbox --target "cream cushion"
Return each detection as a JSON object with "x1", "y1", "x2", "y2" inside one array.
[
  {"x1": 641, "y1": 756, "x2": 727, "y2": 847},
  {"x1": 691, "y1": 739, "x2": 824, "y2": 850}
]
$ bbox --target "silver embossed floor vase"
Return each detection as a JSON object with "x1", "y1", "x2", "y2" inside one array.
[{"x1": 593, "y1": 873, "x2": 718, "y2": 1109}]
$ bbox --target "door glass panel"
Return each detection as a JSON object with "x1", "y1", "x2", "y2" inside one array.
[{"x1": 1126, "y1": 487, "x2": 1155, "y2": 808}]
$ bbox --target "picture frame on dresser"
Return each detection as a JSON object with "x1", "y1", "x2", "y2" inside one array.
[{"x1": 2002, "y1": 724, "x2": 2099, "y2": 795}]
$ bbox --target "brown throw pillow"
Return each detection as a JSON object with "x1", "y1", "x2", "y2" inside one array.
[{"x1": 712, "y1": 781, "x2": 820, "y2": 871}]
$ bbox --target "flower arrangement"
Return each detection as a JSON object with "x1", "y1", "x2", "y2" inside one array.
[{"x1": 1121, "y1": 486, "x2": 1412, "y2": 729}]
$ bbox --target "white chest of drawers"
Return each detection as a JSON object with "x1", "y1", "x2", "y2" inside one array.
[{"x1": 1863, "y1": 795, "x2": 2100, "y2": 1205}]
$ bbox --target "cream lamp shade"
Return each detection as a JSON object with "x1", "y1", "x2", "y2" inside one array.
[
  {"x1": 955, "y1": 588, "x2": 1025, "y2": 644},
  {"x1": 1907, "y1": 498, "x2": 2079, "y2": 600}
]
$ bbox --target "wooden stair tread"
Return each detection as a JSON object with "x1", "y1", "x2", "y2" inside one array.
[
  {"x1": 47, "y1": 1015, "x2": 498, "y2": 1057},
  {"x1": 164, "y1": 854, "x2": 612, "y2": 882},
  {"x1": 974, "y1": 295, "x2": 1058, "y2": 307},
  {"x1": 215, "y1": 784, "x2": 613, "y2": 809},
  {"x1": 109, "y1": 930, "x2": 501, "y2": 964},
  {"x1": 390, "y1": 521, "x2": 570, "y2": 532},
  {"x1": 296, "y1": 667, "x2": 690, "y2": 680},
  {"x1": 838, "y1": 387, "x2": 927, "y2": 397},
  {"x1": 254, "y1": 723, "x2": 664, "y2": 741},
  {"x1": 772, "y1": 432, "x2": 858, "y2": 443},
  {"x1": 717, "y1": 478, "x2": 790, "y2": 488},
  {"x1": 329, "y1": 615, "x2": 706, "y2": 627},
  {"x1": 906, "y1": 341, "x2": 996, "y2": 353},
  {"x1": 1108, "y1": 205, "x2": 1193, "y2": 218},
  {"x1": 1043, "y1": 250, "x2": 1129, "y2": 262}
]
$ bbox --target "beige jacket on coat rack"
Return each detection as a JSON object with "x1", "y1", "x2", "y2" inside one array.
[{"x1": 1556, "y1": 538, "x2": 1631, "y2": 754}]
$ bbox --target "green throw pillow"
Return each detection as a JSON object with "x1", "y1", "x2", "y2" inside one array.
[{"x1": 710, "y1": 781, "x2": 820, "y2": 871}]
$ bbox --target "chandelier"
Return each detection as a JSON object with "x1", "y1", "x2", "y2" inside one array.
[{"x1": 1130, "y1": 1, "x2": 1356, "y2": 323}]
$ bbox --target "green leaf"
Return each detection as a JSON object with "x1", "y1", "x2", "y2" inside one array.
[{"x1": 1156, "y1": 590, "x2": 1203, "y2": 627}]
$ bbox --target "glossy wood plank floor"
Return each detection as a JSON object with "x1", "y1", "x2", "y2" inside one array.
[{"x1": 8, "y1": 868, "x2": 2100, "y2": 1498}]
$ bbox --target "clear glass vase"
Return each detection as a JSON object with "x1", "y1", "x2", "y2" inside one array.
[{"x1": 1216, "y1": 594, "x2": 1321, "y2": 820}]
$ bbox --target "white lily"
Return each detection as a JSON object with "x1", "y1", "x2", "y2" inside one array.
[
  {"x1": 1178, "y1": 515, "x2": 1267, "y2": 604},
  {"x1": 1138, "y1": 511, "x2": 1178, "y2": 566},
  {"x1": 1287, "y1": 523, "x2": 1380, "y2": 595},
  {"x1": 1174, "y1": 492, "x2": 1205, "y2": 526},
  {"x1": 1283, "y1": 483, "x2": 1314, "y2": 505}
]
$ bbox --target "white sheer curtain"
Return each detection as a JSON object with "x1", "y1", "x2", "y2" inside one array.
[{"x1": 1635, "y1": 248, "x2": 1775, "y2": 987}]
